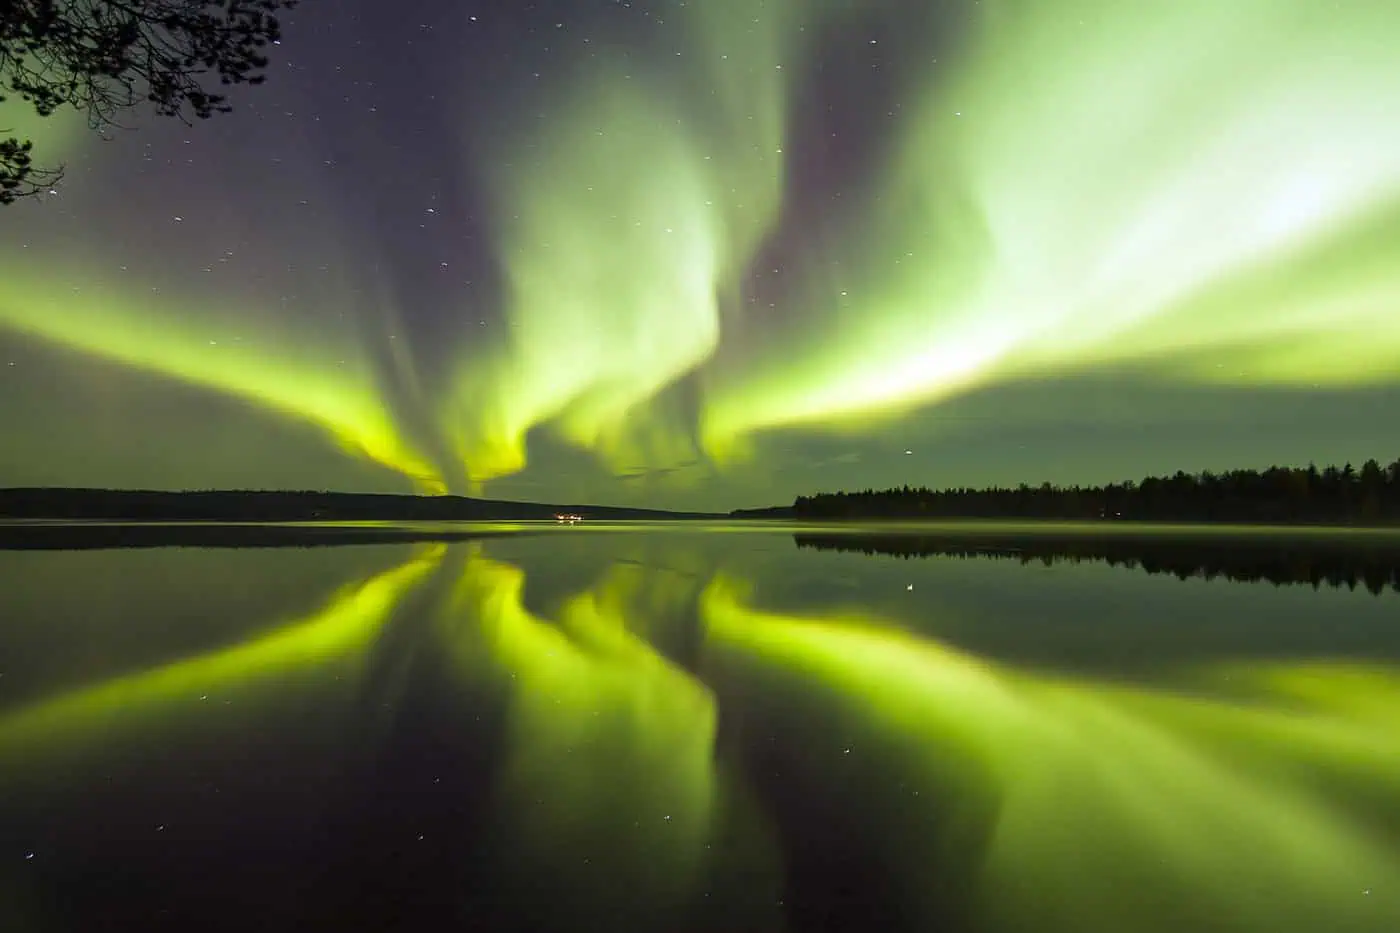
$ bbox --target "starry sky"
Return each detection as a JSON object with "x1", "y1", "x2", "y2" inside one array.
[{"x1": 2, "y1": 0, "x2": 1399, "y2": 511}]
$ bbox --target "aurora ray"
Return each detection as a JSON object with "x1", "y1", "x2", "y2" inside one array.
[
  {"x1": 0, "y1": 267, "x2": 447, "y2": 491},
  {"x1": 702, "y1": 0, "x2": 1400, "y2": 456},
  {"x1": 441, "y1": 0, "x2": 815, "y2": 484}
]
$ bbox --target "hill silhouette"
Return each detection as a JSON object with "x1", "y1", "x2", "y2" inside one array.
[{"x1": 0, "y1": 487, "x2": 719, "y2": 523}]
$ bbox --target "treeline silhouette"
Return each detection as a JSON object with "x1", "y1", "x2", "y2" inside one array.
[
  {"x1": 794, "y1": 532, "x2": 1400, "y2": 596},
  {"x1": 0, "y1": 488, "x2": 717, "y2": 522},
  {"x1": 793, "y1": 458, "x2": 1400, "y2": 524}
]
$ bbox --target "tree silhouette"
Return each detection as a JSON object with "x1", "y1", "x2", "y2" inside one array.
[
  {"x1": 1, "y1": 0, "x2": 295, "y2": 203},
  {"x1": 794, "y1": 456, "x2": 1400, "y2": 526}
]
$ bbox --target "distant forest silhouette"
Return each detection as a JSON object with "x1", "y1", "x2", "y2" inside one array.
[
  {"x1": 794, "y1": 458, "x2": 1400, "y2": 525},
  {"x1": 795, "y1": 531, "x2": 1400, "y2": 596}
]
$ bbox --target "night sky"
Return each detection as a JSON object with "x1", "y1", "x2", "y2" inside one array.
[{"x1": 2, "y1": 0, "x2": 1398, "y2": 510}]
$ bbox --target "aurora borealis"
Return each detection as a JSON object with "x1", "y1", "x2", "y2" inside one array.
[{"x1": 2, "y1": 0, "x2": 1399, "y2": 507}]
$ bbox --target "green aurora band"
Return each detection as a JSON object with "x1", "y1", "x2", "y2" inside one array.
[
  {"x1": 1, "y1": 0, "x2": 1398, "y2": 492},
  {"x1": 702, "y1": 0, "x2": 1400, "y2": 448},
  {"x1": 0, "y1": 267, "x2": 448, "y2": 490},
  {"x1": 441, "y1": 1, "x2": 801, "y2": 483}
]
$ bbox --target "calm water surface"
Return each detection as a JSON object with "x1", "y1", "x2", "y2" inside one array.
[{"x1": 1, "y1": 522, "x2": 1398, "y2": 932}]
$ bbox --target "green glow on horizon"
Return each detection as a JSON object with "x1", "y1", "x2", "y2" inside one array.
[
  {"x1": 0, "y1": 270, "x2": 447, "y2": 491},
  {"x1": 702, "y1": 0, "x2": 1400, "y2": 453},
  {"x1": 0, "y1": 546, "x2": 442, "y2": 767},
  {"x1": 701, "y1": 577, "x2": 1400, "y2": 932},
  {"x1": 441, "y1": 548, "x2": 718, "y2": 911}
]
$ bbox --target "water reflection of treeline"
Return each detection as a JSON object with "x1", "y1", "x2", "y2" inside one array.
[
  {"x1": 793, "y1": 458, "x2": 1400, "y2": 525},
  {"x1": 793, "y1": 533, "x2": 1400, "y2": 595}
]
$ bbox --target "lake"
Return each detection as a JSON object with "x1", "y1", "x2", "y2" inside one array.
[{"x1": 2, "y1": 521, "x2": 1398, "y2": 932}]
